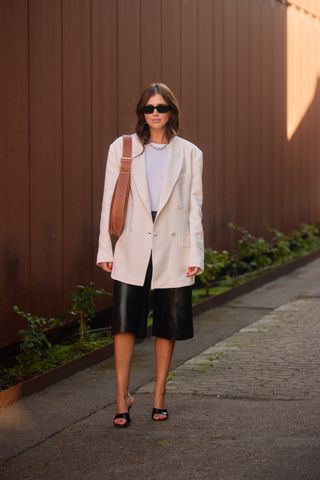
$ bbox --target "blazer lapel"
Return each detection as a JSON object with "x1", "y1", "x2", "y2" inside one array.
[
  {"x1": 131, "y1": 134, "x2": 151, "y2": 214},
  {"x1": 157, "y1": 137, "x2": 183, "y2": 216}
]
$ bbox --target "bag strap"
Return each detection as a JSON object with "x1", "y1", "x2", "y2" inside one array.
[
  {"x1": 122, "y1": 134, "x2": 132, "y2": 158},
  {"x1": 108, "y1": 135, "x2": 133, "y2": 237},
  {"x1": 120, "y1": 135, "x2": 132, "y2": 173}
]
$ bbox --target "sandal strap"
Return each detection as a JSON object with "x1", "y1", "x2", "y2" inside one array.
[
  {"x1": 114, "y1": 412, "x2": 130, "y2": 420},
  {"x1": 152, "y1": 408, "x2": 168, "y2": 416}
]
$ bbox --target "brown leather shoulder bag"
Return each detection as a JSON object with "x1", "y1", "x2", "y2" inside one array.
[{"x1": 109, "y1": 135, "x2": 133, "y2": 237}]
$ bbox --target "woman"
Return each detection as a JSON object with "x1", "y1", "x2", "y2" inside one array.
[{"x1": 97, "y1": 83, "x2": 204, "y2": 427}]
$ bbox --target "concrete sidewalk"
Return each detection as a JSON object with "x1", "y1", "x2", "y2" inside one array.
[{"x1": 1, "y1": 259, "x2": 320, "y2": 479}]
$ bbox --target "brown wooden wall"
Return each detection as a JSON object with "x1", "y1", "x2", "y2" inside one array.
[{"x1": 1, "y1": 0, "x2": 320, "y2": 348}]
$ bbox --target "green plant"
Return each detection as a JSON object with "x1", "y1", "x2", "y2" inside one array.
[
  {"x1": 13, "y1": 305, "x2": 63, "y2": 364},
  {"x1": 3, "y1": 283, "x2": 110, "y2": 389},
  {"x1": 269, "y1": 227, "x2": 293, "y2": 263},
  {"x1": 199, "y1": 248, "x2": 231, "y2": 295},
  {"x1": 289, "y1": 229, "x2": 306, "y2": 253},
  {"x1": 229, "y1": 223, "x2": 272, "y2": 272},
  {"x1": 0, "y1": 367, "x2": 18, "y2": 391},
  {"x1": 0, "y1": 331, "x2": 113, "y2": 391},
  {"x1": 70, "y1": 282, "x2": 109, "y2": 341},
  {"x1": 299, "y1": 223, "x2": 320, "y2": 250}
]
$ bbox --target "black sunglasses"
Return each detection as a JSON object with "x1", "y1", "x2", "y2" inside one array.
[{"x1": 141, "y1": 104, "x2": 172, "y2": 114}]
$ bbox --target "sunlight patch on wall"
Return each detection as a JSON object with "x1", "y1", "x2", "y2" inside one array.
[{"x1": 287, "y1": 5, "x2": 320, "y2": 140}]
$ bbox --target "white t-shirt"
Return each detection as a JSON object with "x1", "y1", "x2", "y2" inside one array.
[{"x1": 145, "y1": 143, "x2": 168, "y2": 211}]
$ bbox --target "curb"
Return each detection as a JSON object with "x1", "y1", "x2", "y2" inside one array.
[{"x1": 0, "y1": 343, "x2": 114, "y2": 409}]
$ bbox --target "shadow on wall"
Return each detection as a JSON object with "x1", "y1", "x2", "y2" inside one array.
[{"x1": 286, "y1": 78, "x2": 320, "y2": 228}]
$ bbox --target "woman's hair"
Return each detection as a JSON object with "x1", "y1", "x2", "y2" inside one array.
[{"x1": 135, "y1": 83, "x2": 180, "y2": 145}]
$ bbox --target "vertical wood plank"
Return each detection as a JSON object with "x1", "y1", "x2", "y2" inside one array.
[
  {"x1": 141, "y1": 0, "x2": 162, "y2": 87},
  {"x1": 284, "y1": 7, "x2": 293, "y2": 233},
  {"x1": 236, "y1": 0, "x2": 251, "y2": 234},
  {"x1": 198, "y1": 0, "x2": 215, "y2": 247},
  {"x1": 161, "y1": 0, "x2": 181, "y2": 101},
  {"x1": 181, "y1": 0, "x2": 198, "y2": 143},
  {"x1": 314, "y1": 21, "x2": 320, "y2": 220},
  {"x1": 117, "y1": 0, "x2": 141, "y2": 133},
  {"x1": 212, "y1": 0, "x2": 225, "y2": 250},
  {"x1": 0, "y1": 0, "x2": 30, "y2": 346},
  {"x1": 223, "y1": 0, "x2": 238, "y2": 248},
  {"x1": 249, "y1": 0, "x2": 263, "y2": 235},
  {"x1": 29, "y1": 0, "x2": 63, "y2": 316},
  {"x1": 272, "y1": 1, "x2": 287, "y2": 231},
  {"x1": 301, "y1": 15, "x2": 311, "y2": 224},
  {"x1": 294, "y1": 10, "x2": 304, "y2": 227},
  {"x1": 309, "y1": 16, "x2": 317, "y2": 223},
  {"x1": 62, "y1": 0, "x2": 92, "y2": 305},
  {"x1": 261, "y1": 0, "x2": 274, "y2": 236},
  {"x1": 92, "y1": 0, "x2": 118, "y2": 305}
]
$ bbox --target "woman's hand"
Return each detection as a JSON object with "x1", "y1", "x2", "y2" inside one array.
[
  {"x1": 186, "y1": 266, "x2": 200, "y2": 277},
  {"x1": 98, "y1": 262, "x2": 113, "y2": 272}
]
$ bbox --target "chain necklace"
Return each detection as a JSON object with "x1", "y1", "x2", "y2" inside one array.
[{"x1": 149, "y1": 142, "x2": 168, "y2": 151}]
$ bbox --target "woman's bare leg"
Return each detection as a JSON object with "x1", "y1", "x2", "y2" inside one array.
[
  {"x1": 153, "y1": 336, "x2": 175, "y2": 419},
  {"x1": 114, "y1": 332, "x2": 135, "y2": 425}
]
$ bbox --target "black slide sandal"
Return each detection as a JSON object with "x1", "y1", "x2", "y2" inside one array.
[
  {"x1": 113, "y1": 412, "x2": 131, "y2": 428},
  {"x1": 152, "y1": 408, "x2": 169, "y2": 421}
]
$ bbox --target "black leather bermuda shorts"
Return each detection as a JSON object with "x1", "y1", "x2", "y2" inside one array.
[{"x1": 111, "y1": 211, "x2": 193, "y2": 341}]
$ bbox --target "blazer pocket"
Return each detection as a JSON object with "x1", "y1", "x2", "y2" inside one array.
[{"x1": 182, "y1": 235, "x2": 191, "y2": 247}]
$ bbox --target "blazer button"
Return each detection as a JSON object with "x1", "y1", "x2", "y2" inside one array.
[
  {"x1": 171, "y1": 232, "x2": 176, "y2": 236},
  {"x1": 177, "y1": 204, "x2": 182, "y2": 209}
]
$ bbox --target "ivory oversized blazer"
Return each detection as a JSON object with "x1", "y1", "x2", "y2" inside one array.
[{"x1": 97, "y1": 133, "x2": 204, "y2": 289}]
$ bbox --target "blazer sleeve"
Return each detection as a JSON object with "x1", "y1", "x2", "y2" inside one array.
[
  {"x1": 188, "y1": 148, "x2": 204, "y2": 274},
  {"x1": 96, "y1": 140, "x2": 120, "y2": 264}
]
